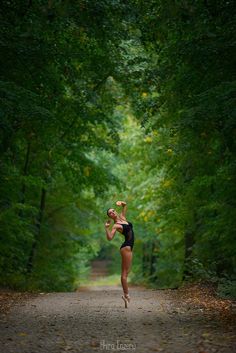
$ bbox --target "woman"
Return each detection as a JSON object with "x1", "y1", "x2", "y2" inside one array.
[{"x1": 105, "y1": 200, "x2": 134, "y2": 308}]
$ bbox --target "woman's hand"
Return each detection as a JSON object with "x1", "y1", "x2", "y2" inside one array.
[
  {"x1": 105, "y1": 220, "x2": 112, "y2": 228},
  {"x1": 116, "y1": 200, "x2": 126, "y2": 207}
]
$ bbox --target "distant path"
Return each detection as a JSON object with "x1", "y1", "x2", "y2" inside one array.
[
  {"x1": 89, "y1": 259, "x2": 112, "y2": 281},
  {"x1": 0, "y1": 262, "x2": 235, "y2": 353}
]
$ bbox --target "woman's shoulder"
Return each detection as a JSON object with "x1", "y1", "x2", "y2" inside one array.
[
  {"x1": 113, "y1": 223, "x2": 123, "y2": 229},
  {"x1": 113, "y1": 223, "x2": 123, "y2": 234}
]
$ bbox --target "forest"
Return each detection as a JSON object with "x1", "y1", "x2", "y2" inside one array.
[{"x1": 0, "y1": 0, "x2": 236, "y2": 298}]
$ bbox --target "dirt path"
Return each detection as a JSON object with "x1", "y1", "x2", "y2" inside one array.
[
  {"x1": 89, "y1": 259, "x2": 112, "y2": 281},
  {"x1": 0, "y1": 265, "x2": 235, "y2": 353}
]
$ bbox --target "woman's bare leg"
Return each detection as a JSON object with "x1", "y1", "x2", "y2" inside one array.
[{"x1": 120, "y1": 247, "x2": 133, "y2": 296}]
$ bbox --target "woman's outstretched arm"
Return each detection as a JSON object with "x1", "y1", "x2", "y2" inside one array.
[{"x1": 105, "y1": 220, "x2": 118, "y2": 241}]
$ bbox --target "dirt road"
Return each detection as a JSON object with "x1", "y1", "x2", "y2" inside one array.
[{"x1": 0, "y1": 282, "x2": 235, "y2": 353}]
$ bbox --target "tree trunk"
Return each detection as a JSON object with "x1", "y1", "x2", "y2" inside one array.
[
  {"x1": 142, "y1": 243, "x2": 148, "y2": 276},
  {"x1": 150, "y1": 241, "x2": 155, "y2": 276},
  {"x1": 20, "y1": 141, "x2": 31, "y2": 206},
  {"x1": 27, "y1": 187, "x2": 46, "y2": 273},
  {"x1": 183, "y1": 226, "x2": 195, "y2": 279}
]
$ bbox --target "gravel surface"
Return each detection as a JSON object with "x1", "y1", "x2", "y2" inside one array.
[{"x1": 0, "y1": 284, "x2": 235, "y2": 353}]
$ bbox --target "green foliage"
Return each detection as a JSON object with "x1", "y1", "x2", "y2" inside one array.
[
  {"x1": 0, "y1": 0, "x2": 235, "y2": 292},
  {"x1": 217, "y1": 277, "x2": 236, "y2": 300},
  {"x1": 125, "y1": 0, "x2": 236, "y2": 287},
  {"x1": 0, "y1": 0, "x2": 125, "y2": 290}
]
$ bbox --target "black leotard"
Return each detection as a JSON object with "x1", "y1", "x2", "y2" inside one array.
[{"x1": 116, "y1": 221, "x2": 135, "y2": 251}]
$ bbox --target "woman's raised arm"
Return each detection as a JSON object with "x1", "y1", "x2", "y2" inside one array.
[{"x1": 116, "y1": 200, "x2": 127, "y2": 220}]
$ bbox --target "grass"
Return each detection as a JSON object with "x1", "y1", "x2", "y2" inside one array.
[{"x1": 77, "y1": 273, "x2": 121, "y2": 287}]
